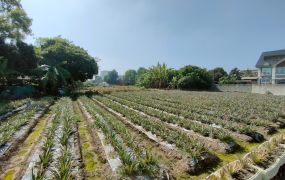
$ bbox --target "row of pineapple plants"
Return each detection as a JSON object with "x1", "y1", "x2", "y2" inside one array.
[
  {"x1": 0, "y1": 98, "x2": 30, "y2": 116},
  {"x1": 53, "y1": 97, "x2": 80, "y2": 179},
  {"x1": 112, "y1": 92, "x2": 269, "y2": 129},
  {"x1": 79, "y1": 96, "x2": 161, "y2": 178},
  {"x1": 128, "y1": 91, "x2": 285, "y2": 127},
  {"x1": 150, "y1": 93, "x2": 276, "y2": 128},
  {"x1": 0, "y1": 97, "x2": 53, "y2": 148},
  {"x1": 32, "y1": 98, "x2": 78, "y2": 179},
  {"x1": 110, "y1": 92, "x2": 273, "y2": 142},
  {"x1": 103, "y1": 94, "x2": 238, "y2": 146},
  {"x1": 94, "y1": 95, "x2": 219, "y2": 174},
  {"x1": 115, "y1": 93, "x2": 262, "y2": 137}
]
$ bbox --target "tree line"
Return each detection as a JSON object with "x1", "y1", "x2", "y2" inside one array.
[
  {"x1": 0, "y1": 0, "x2": 98, "y2": 95},
  {"x1": 103, "y1": 64, "x2": 244, "y2": 90}
]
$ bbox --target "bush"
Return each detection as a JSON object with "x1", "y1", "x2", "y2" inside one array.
[
  {"x1": 219, "y1": 75, "x2": 237, "y2": 84},
  {"x1": 136, "y1": 64, "x2": 213, "y2": 90},
  {"x1": 177, "y1": 76, "x2": 212, "y2": 90},
  {"x1": 138, "y1": 63, "x2": 171, "y2": 89},
  {"x1": 177, "y1": 65, "x2": 213, "y2": 90}
]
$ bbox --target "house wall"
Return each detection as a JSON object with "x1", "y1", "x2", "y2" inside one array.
[
  {"x1": 215, "y1": 84, "x2": 285, "y2": 95},
  {"x1": 252, "y1": 84, "x2": 285, "y2": 95}
]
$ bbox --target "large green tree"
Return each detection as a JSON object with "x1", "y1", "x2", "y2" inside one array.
[
  {"x1": 219, "y1": 74, "x2": 237, "y2": 84},
  {"x1": 177, "y1": 65, "x2": 213, "y2": 89},
  {"x1": 0, "y1": 0, "x2": 32, "y2": 42},
  {"x1": 209, "y1": 67, "x2": 228, "y2": 83},
  {"x1": 136, "y1": 67, "x2": 147, "y2": 86},
  {"x1": 123, "y1": 69, "x2": 137, "y2": 85},
  {"x1": 0, "y1": 41, "x2": 38, "y2": 86},
  {"x1": 36, "y1": 37, "x2": 98, "y2": 81},
  {"x1": 0, "y1": 57, "x2": 8, "y2": 83},
  {"x1": 2, "y1": 41, "x2": 38, "y2": 73},
  {"x1": 137, "y1": 67, "x2": 147, "y2": 77},
  {"x1": 229, "y1": 67, "x2": 241, "y2": 80},
  {"x1": 35, "y1": 37, "x2": 98, "y2": 94},
  {"x1": 104, "y1": 70, "x2": 119, "y2": 85},
  {"x1": 0, "y1": 0, "x2": 36, "y2": 87}
]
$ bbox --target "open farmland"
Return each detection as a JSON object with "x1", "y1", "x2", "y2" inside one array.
[{"x1": 1, "y1": 89, "x2": 285, "y2": 179}]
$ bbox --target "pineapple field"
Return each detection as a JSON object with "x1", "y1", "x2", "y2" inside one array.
[{"x1": 1, "y1": 89, "x2": 285, "y2": 179}]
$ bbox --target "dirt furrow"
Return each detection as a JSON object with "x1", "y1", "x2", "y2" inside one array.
[
  {"x1": 73, "y1": 101, "x2": 112, "y2": 179},
  {"x1": 68, "y1": 120, "x2": 84, "y2": 179},
  {"x1": 77, "y1": 100, "x2": 116, "y2": 179},
  {"x1": 0, "y1": 112, "x2": 54, "y2": 180},
  {"x1": 20, "y1": 114, "x2": 55, "y2": 180},
  {"x1": 0, "y1": 106, "x2": 49, "y2": 160}
]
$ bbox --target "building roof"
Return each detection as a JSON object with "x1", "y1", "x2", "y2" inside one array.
[
  {"x1": 241, "y1": 77, "x2": 258, "y2": 80},
  {"x1": 256, "y1": 49, "x2": 285, "y2": 68},
  {"x1": 240, "y1": 69, "x2": 258, "y2": 77}
]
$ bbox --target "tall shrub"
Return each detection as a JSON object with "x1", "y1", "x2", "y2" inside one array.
[{"x1": 177, "y1": 65, "x2": 213, "y2": 89}]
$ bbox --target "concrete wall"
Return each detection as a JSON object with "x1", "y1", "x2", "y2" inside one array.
[
  {"x1": 215, "y1": 84, "x2": 285, "y2": 96},
  {"x1": 214, "y1": 84, "x2": 252, "y2": 93}
]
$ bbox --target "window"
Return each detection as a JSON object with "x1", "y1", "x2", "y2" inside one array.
[
  {"x1": 276, "y1": 67, "x2": 285, "y2": 75},
  {"x1": 261, "y1": 77, "x2": 271, "y2": 84},
  {"x1": 261, "y1": 68, "x2": 272, "y2": 76}
]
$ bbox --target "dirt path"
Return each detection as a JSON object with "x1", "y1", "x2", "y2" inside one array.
[{"x1": 69, "y1": 115, "x2": 84, "y2": 180}]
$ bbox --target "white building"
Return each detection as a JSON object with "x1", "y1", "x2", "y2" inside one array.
[{"x1": 255, "y1": 49, "x2": 285, "y2": 84}]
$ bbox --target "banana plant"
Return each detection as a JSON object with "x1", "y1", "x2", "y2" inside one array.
[{"x1": 32, "y1": 61, "x2": 71, "y2": 95}]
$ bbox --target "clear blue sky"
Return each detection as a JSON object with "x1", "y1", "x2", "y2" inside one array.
[{"x1": 22, "y1": 0, "x2": 285, "y2": 75}]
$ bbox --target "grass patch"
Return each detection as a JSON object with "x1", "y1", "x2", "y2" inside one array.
[
  {"x1": 78, "y1": 121, "x2": 100, "y2": 175},
  {"x1": 82, "y1": 142, "x2": 90, "y2": 149},
  {"x1": 3, "y1": 170, "x2": 15, "y2": 180},
  {"x1": 213, "y1": 140, "x2": 260, "y2": 167},
  {"x1": 2, "y1": 113, "x2": 49, "y2": 179},
  {"x1": 74, "y1": 101, "x2": 103, "y2": 179},
  {"x1": 85, "y1": 151, "x2": 97, "y2": 170},
  {"x1": 236, "y1": 140, "x2": 260, "y2": 152},
  {"x1": 18, "y1": 114, "x2": 49, "y2": 156}
]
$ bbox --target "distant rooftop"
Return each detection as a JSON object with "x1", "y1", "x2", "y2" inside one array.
[{"x1": 256, "y1": 49, "x2": 285, "y2": 68}]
